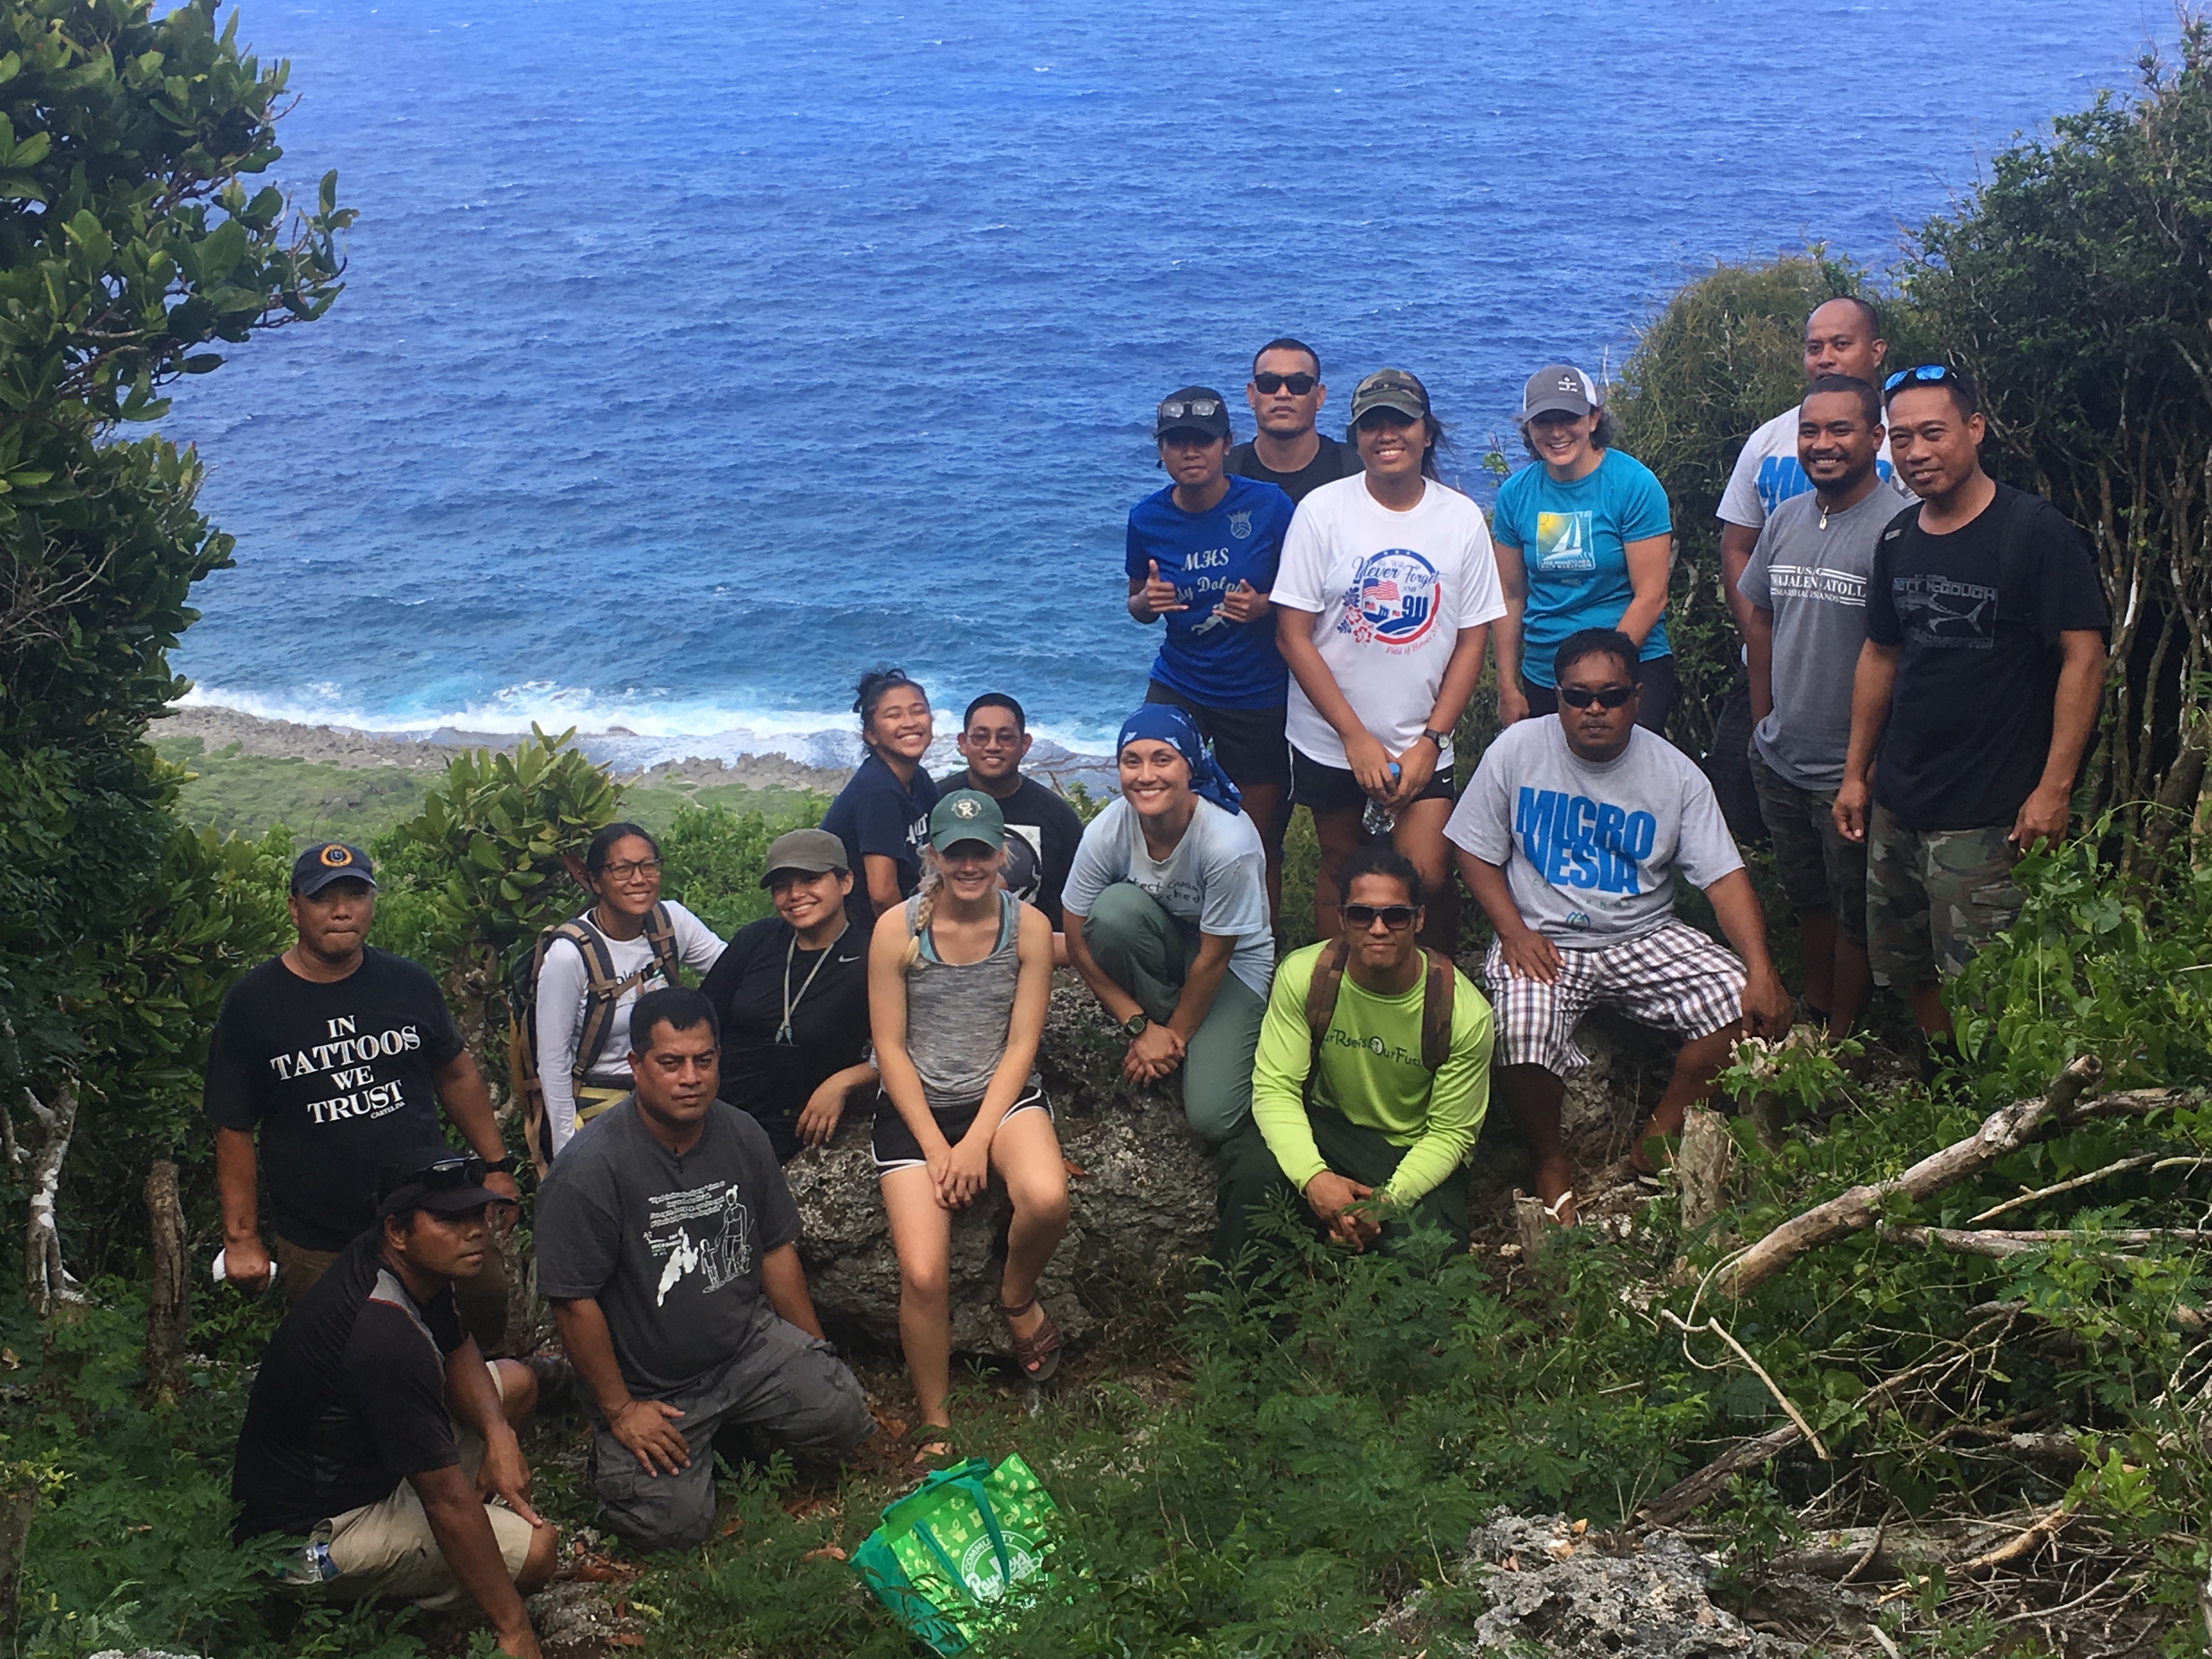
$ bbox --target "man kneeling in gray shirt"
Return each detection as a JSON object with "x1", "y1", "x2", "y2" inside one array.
[{"x1": 535, "y1": 988, "x2": 873, "y2": 1553}]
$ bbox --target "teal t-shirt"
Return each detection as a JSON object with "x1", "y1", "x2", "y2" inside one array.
[{"x1": 1492, "y1": 448, "x2": 1673, "y2": 687}]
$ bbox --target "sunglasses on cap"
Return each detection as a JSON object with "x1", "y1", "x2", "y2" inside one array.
[
  {"x1": 1343, "y1": 904, "x2": 1418, "y2": 931},
  {"x1": 1883, "y1": 363, "x2": 1958, "y2": 393},
  {"x1": 1559, "y1": 684, "x2": 1636, "y2": 710},
  {"x1": 1157, "y1": 398, "x2": 1221, "y2": 422},
  {"x1": 399, "y1": 1154, "x2": 490, "y2": 1191},
  {"x1": 1252, "y1": 371, "x2": 1317, "y2": 396}
]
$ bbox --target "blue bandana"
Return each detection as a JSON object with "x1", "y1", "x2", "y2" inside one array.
[{"x1": 1114, "y1": 705, "x2": 1242, "y2": 815}]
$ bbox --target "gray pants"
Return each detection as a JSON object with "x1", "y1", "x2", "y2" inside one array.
[
  {"x1": 590, "y1": 1318, "x2": 873, "y2": 1553},
  {"x1": 1080, "y1": 881, "x2": 1267, "y2": 1143}
]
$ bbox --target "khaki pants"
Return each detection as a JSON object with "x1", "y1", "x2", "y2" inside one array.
[
  {"x1": 278, "y1": 1234, "x2": 511, "y2": 1357},
  {"x1": 308, "y1": 1440, "x2": 534, "y2": 1610}
]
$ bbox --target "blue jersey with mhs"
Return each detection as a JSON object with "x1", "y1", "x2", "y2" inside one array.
[{"x1": 1125, "y1": 474, "x2": 1295, "y2": 709}]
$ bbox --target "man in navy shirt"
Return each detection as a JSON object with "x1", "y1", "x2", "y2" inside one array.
[{"x1": 1126, "y1": 384, "x2": 1297, "y2": 913}]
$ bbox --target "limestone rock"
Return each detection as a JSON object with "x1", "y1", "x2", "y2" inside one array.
[
  {"x1": 786, "y1": 979, "x2": 1215, "y2": 1358},
  {"x1": 1560, "y1": 1008, "x2": 1676, "y2": 1133}
]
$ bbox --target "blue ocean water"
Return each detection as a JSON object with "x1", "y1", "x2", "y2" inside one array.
[{"x1": 168, "y1": 0, "x2": 2170, "y2": 763}]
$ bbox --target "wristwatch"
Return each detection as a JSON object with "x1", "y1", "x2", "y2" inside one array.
[
  {"x1": 1419, "y1": 727, "x2": 1451, "y2": 751},
  {"x1": 480, "y1": 1154, "x2": 518, "y2": 1176},
  {"x1": 1123, "y1": 1012, "x2": 1150, "y2": 1038}
]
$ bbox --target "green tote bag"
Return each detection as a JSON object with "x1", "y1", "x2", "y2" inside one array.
[{"x1": 851, "y1": 1453, "x2": 1058, "y2": 1655}]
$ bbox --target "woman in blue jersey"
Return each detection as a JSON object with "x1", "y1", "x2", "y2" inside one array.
[
  {"x1": 1125, "y1": 385, "x2": 1296, "y2": 916},
  {"x1": 1491, "y1": 364, "x2": 1677, "y2": 735}
]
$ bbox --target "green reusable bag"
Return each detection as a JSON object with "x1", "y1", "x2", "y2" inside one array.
[{"x1": 850, "y1": 1453, "x2": 1058, "y2": 1655}]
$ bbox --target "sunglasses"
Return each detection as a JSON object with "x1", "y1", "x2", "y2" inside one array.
[
  {"x1": 1883, "y1": 363, "x2": 1957, "y2": 393},
  {"x1": 1559, "y1": 684, "x2": 1636, "y2": 710},
  {"x1": 1157, "y1": 398, "x2": 1221, "y2": 422},
  {"x1": 1252, "y1": 372, "x2": 1317, "y2": 396},
  {"x1": 1343, "y1": 904, "x2": 1418, "y2": 931}
]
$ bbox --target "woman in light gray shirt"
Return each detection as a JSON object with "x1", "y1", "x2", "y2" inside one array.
[{"x1": 868, "y1": 789, "x2": 1066, "y2": 1439}]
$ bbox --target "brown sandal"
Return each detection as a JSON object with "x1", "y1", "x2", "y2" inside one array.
[{"x1": 999, "y1": 1295, "x2": 1064, "y2": 1383}]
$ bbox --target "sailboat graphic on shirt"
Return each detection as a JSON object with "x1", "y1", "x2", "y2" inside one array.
[{"x1": 1534, "y1": 510, "x2": 1597, "y2": 574}]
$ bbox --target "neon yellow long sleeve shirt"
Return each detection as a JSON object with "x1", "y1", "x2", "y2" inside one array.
[{"x1": 1249, "y1": 942, "x2": 1496, "y2": 1205}]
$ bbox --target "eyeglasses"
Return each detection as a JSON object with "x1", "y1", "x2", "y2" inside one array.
[
  {"x1": 1252, "y1": 372, "x2": 1317, "y2": 396},
  {"x1": 1343, "y1": 904, "x2": 1418, "y2": 931},
  {"x1": 1559, "y1": 684, "x2": 1636, "y2": 709},
  {"x1": 1157, "y1": 399, "x2": 1221, "y2": 422},
  {"x1": 598, "y1": 858, "x2": 662, "y2": 881},
  {"x1": 1883, "y1": 363, "x2": 1957, "y2": 393}
]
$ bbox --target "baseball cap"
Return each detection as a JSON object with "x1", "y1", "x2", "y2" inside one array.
[
  {"x1": 1349, "y1": 367, "x2": 1431, "y2": 424},
  {"x1": 929, "y1": 789, "x2": 1006, "y2": 853},
  {"x1": 374, "y1": 1155, "x2": 514, "y2": 1222},
  {"x1": 1519, "y1": 363, "x2": 1602, "y2": 421},
  {"x1": 758, "y1": 827, "x2": 850, "y2": 888},
  {"x1": 292, "y1": 842, "x2": 376, "y2": 898},
  {"x1": 1154, "y1": 386, "x2": 1231, "y2": 442}
]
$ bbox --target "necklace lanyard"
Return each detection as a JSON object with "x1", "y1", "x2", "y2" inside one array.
[{"x1": 778, "y1": 922, "x2": 847, "y2": 1045}]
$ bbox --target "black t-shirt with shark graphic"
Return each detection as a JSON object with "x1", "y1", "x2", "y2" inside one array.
[
  {"x1": 534, "y1": 1099, "x2": 800, "y2": 1398},
  {"x1": 1865, "y1": 483, "x2": 2108, "y2": 831}
]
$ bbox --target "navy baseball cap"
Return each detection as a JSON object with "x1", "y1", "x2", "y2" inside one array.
[
  {"x1": 1154, "y1": 386, "x2": 1231, "y2": 442},
  {"x1": 292, "y1": 842, "x2": 376, "y2": 897}
]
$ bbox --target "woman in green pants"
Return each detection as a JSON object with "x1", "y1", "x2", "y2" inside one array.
[{"x1": 1061, "y1": 705, "x2": 1275, "y2": 1142}]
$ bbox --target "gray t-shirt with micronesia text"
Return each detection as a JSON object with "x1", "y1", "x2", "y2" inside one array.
[
  {"x1": 534, "y1": 1098, "x2": 801, "y2": 1399},
  {"x1": 1445, "y1": 720, "x2": 1743, "y2": 946},
  {"x1": 1736, "y1": 485, "x2": 1887, "y2": 792}
]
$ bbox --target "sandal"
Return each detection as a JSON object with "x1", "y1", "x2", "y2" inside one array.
[
  {"x1": 1542, "y1": 1189, "x2": 1578, "y2": 1228},
  {"x1": 999, "y1": 1295, "x2": 1064, "y2": 1384}
]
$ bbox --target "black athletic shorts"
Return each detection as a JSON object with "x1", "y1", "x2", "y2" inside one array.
[
  {"x1": 1520, "y1": 653, "x2": 1676, "y2": 736},
  {"x1": 1289, "y1": 747, "x2": 1456, "y2": 815},
  {"x1": 871, "y1": 1082, "x2": 1052, "y2": 1172},
  {"x1": 1143, "y1": 681, "x2": 1291, "y2": 791}
]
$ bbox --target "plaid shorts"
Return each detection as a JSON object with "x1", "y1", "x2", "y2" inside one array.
[{"x1": 1483, "y1": 919, "x2": 1748, "y2": 1076}]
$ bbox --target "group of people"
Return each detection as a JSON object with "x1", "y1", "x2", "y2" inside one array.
[{"x1": 208, "y1": 313, "x2": 2109, "y2": 1656}]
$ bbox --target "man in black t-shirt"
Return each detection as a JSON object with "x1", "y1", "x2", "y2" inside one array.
[
  {"x1": 937, "y1": 692, "x2": 1084, "y2": 936},
  {"x1": 1834, "y1": 368, "x2": 2109, "y2": 1039},
  {"x1": 231, "y1": 1159, "x2": 551, "y2": 1655},
  {"x1": 535, "y1": 989, "x2": 872, "y2": 1553},
  {"x1": 204, "y1": 843, "x2": 522, "y2": 1352},
  {"x1": 1227, "y1": 337, "x2": 1362, "y2": 504}
]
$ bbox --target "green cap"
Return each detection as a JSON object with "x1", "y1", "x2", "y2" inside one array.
[
  {"x1": 929, "y1": 789, "x2": 1005, "y2": 853},
  {"x1": 1350, "y1": 366, "x2": 1431, "y2": 423}
]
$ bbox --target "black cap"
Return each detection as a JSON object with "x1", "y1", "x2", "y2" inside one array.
[
  {"x1": 1154, "y1": 386, "x2": 1231, "y2": 442},
  {"x1": 292, "y1": 842, "x2": 376, "y2": 898},
  {"x1": 374, "y1": 1155, "x2": 514, "y2": 1221}
]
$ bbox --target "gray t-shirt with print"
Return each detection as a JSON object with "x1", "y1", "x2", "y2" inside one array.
[
  {"x1": 1446, "y1": 720, "x2": 1744, "y2": 946},
  {"x1": 534, "y1": 1098, "x2": 801, "y2": 1398},
  {"x1": 1737, "y1": 486, "x2": 1887, "y2": 791},
  {"x1": 1060, "y1": 795, "x2": 1276, "y2": 997}
]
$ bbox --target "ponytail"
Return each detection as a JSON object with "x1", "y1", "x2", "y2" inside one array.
[{"x1": 900, "y1": 862, "x2": 944, "y2": 975}]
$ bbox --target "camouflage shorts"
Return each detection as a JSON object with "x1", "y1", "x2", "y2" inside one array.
[{"x1": 1865, "y1": 806, "x2": 2023, "y2": 984}]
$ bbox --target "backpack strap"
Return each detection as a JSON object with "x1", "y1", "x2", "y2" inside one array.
[
  {"x1": 1419, "y1": 949, "x2": 1457, "y2": 1073},
  {"x1": 641, "y1": 901, "x2": 682, "y2": 985},
  {"x1": 1301, "y1": 939, "x2": 1351, "y2": 1103}
]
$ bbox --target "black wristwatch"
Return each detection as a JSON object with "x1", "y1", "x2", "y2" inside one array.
[
  {"x1": 1123, "y1": 1012, "x2": 1150, "y2": 1038},
  {"x1": 480, "y1": 1154, "x2": 518, "y2": 1176},
  {"x1": 1419, "y1": 727, "x2": 1451, "y2": 751}
]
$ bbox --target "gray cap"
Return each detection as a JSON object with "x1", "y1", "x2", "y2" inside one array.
[
  {"x1": 1519, "y1": 363, "x2": 1602, "y2": 421},
  {"x1": 1349, "y1": 366, "x2": 1430, "y2": 423},
  {"x1": 758, "y1": 826, "x2": 849, "y2": 888}
]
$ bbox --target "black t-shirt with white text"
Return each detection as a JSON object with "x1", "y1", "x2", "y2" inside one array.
[
  {"x1": 1227, "y1": 433, "x2": 1363, "y2": 505},
  {"x1": 701, "y1": 916, "x2": 870, "y2": 1160},
  {"x1": 203, "y1": 950, "x2": 467, "y2": 1250},
  {"x1": 232, "y1": 1228, "x2": 464, "y2": 1540},
  {"x1": 1864, "y1": 483, "x2": 2109, "y2": 830},
  {"x1": 934, "y1": 769, "x2": 1084, "y2": 928}
]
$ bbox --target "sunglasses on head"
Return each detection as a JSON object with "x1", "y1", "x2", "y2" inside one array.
[
  {"x1": 1343, "y1": 903, "x2": 1418, "y2": 931},
  {"x1": 1883, "y1": 363, "x2": 1957, "y2": 393},
  {"x1": 1559, "y1": 684, "x2": 1636, "y2": 710},
  {"x1": 400, "y1": 1154, "x2": 489, "y2": 1192},
  {"x1": 1157, "y1": 398, "x2": 1221, "y2": 422},
  {"x1": 1252, "y1": 371, "x2": 1317, "y2": 396}
]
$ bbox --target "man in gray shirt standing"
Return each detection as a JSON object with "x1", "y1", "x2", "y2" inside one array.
[
  {"x1": 1446, "y1": 630, "x2": 1790, "y2": 1224},
  {"x1": 535, "y1": 988, "x2": 873, "y2": 1553},
  {"x1": 1737, "y1": 375, "x2": 1890, "y2": 1040}
]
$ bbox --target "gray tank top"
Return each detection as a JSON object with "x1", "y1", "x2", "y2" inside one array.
[{"x1": 901, "y1": 890, "x2": 1035, "y2": 1111}]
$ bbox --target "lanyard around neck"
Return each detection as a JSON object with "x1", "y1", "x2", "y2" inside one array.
[{"x1": 778, "y1": 921, "x2": 848, "y2": 1043}]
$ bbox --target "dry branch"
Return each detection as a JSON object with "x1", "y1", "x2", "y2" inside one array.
[
  {"x1": 1882, "y1": 1224, "x2": 2212, "y2": 1260},
  {"x1": 1633, "y1": 1423, "x2": 1804, "y2": 1531},
  {"x1": 1970, "y1": 1153, "x2": 2162, "y2": 1222},
  {"x1": 1957, "y1": 1503, "x2": 2072, "y2": 1575},
  {"x1": 1719, "y1": 1056, "x2": 2105, "y2": 1298},
  {"x1": 21, "y1": 1079, "x2": 82, "y2": 1317}
]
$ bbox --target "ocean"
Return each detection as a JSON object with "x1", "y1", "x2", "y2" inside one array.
[{"x1": 167, "y1": 0, "x2": 2171, "y2": 766}]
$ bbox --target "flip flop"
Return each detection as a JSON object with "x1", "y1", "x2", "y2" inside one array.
[
  {"x1": 1000, "y1": 1295, "x2": 1065, "y2": 1384},
  {"x1": 1541, "y1": 1189, "x2": 1579, "y2": 1228}
]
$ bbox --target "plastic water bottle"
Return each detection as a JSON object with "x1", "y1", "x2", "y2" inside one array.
[
  {"x1": 284, "y1": 1540, "x2": 340, "y2": 1585},
  {"x1": 1362, "y1": 763, "x2": 1401, "y2": 838}
]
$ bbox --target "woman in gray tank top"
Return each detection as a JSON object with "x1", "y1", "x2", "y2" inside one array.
[{"x1": 869, "y1": 788, "x2": 1067, "y2": 1439}]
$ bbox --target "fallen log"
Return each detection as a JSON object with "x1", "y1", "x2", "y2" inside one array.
[
  {"x1": 1632, "y1": 1424, "x2": 1803, "y2": 1531},
  {"x1": 1719, "y1": 1056, "x2": 2106, "y2": 1299}
]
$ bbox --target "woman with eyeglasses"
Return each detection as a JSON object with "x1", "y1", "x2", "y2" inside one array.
[
  {"x1": 870, "y1": 789, "x2": 1067, "y2": 1436},
  {"x1": 1126, "y1": 385, "x2": 1296, "y2": 917},
  {"x1": 701, "y1": 827, "x2": 877, "y2": 1163},
  {"x1": 1491, "y1": 363, "x2": 1676, "y2": 735},
  {"x1": 1272, "y1": 367, "x2": 1508, "y2": 953},
  {"x1": 534, "y1": 821, "x2": 725, "y2": 1160},
  {"x1": 821, "y1": 667, "x2": 939, "y2": 921}
]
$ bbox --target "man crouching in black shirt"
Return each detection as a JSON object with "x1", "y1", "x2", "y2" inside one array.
[{"x1": 232, "y1": 1158, "x2": 552, "y2": 1657}]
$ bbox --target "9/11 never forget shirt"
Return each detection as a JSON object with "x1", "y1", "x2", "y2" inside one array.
[
  {"x1": 1445, "y1": 720, "x2": 1743, "y2": 945},
  {"x1": 202, "y1": 949, "x2": 467, "y2": 1251}
]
